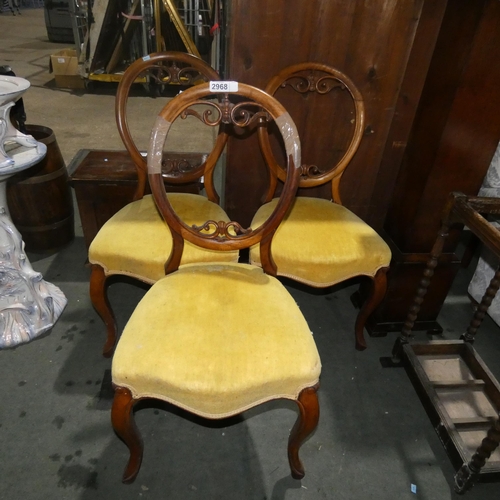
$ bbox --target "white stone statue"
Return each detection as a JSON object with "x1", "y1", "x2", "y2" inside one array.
[{"x1": 0, "y1": 75, "x2": 67, "y2": 348}]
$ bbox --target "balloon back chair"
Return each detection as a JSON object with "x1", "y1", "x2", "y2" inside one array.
[
  {"x1": 89, "y1": 52, "x2": 238, "y2": 357},
  {"x1": 249, "y1": 62, "x2": 392, "y2": 351},
  {"x1": 111, "y1": 82, "x2": 321, "y2": 483}
]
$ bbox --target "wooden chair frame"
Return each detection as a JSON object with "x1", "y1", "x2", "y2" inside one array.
[
  {"x1": 115, "y1": 51, "x2": 228, "y2": 202},
  {"x1": 258, "y1": 62, "x2": 365, "y2": 203},
  {"x1": 90, "y1": 52, "x2": 227, "y2": 357},
  {"x1": 148, "y1": 83, "x2": 301, "y2": 272},
  {"x1": 257, "y1": 62, "x2": 388, "y2": 351},
  {"x1": 111, "y1": 82, "x2": 320, "y2": 483}
]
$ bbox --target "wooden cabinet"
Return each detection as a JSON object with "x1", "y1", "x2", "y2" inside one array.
[
  {"x1": 223, "y1": 0, "x2": 500, "y2": 334},
  {"x1": 371, "y1": 0, "x2": 500, "y2": 334}
]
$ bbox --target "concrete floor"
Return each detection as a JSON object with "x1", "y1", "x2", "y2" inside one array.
[{"x1": 1, "y1": 7, "x2": 500, "y2": 500}]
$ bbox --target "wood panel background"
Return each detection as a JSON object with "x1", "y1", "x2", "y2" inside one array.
[
  {"x1": 224, "y1": 0, "x2": 425, "y2": 227},
  {"x1": 384, "y1": 0, "x2": 500, "y2": 253}
]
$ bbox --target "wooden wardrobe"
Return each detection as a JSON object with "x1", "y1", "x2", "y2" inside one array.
[{"x1": 221, "y1": 0, "x2": 500, "y2": 336}]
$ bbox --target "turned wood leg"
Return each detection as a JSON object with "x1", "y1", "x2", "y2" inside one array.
[
  {"x1": 392, "y1": 220, "x2": 451, "y2": 361},
  {"x1": 288, "y1": 384, "x2": 320, "y2": 480},
  {"x1": 355, "y1": 267, "x2": 388, "y2": 351},
  {"x1": 461, "y1": 267, "x2": 500, "y2": 343},
  {"x1": 111, "y1": 386, "x2": 143, "y2": 484},
  {"x1": 454, "y1": 415, "x2": 500, "y2": 494},
  {"x1": 89, "y1": 264, "x2": 117, "y2": 358}
]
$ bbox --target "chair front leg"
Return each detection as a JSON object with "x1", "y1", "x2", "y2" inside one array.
[
  {"x1": 89, "y1": 264, "x2": 117, "y2": 357},
  {"x1": 354, "y1": 267, "x2": 389, "y2": 351},
  {"x1": 288, "y1": 384, "x2": 320, "y2": 479},
  {"x1": 111, "y1": 386, "x2": 144, "y2": 484}
]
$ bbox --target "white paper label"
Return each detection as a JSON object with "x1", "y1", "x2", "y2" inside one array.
[
  {"x1": 57, "y1": 58, "x2": 65, "y2": 64},
  {"x1": 209, "y1": 81, "x2": 238, "y2": 92}
]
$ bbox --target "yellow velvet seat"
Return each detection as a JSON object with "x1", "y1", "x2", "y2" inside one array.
[
  {"x1": 89, "y1": 193, "x2": 238, "y2": 284},
  {"x1": 113, "y1": 262, "x2": 321, "y2": 419},
  {"x1": 250, "y1": 197, "x2": 391, "y2": 287}
]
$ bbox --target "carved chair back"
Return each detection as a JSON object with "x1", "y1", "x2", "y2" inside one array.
[
  {"x1": 258, "y1": 62, "x2": 365, "y2": 204},
  {"x1": 148, "y1": 82, "x2": 301, "y2": 274},
  {"x1": 115, "y1": 51, "x2": 228, "y2": 203}
]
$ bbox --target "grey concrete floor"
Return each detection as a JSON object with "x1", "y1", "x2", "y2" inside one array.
[{"x1": 1, "y1": 7, "x2": 500, "y2": 500}]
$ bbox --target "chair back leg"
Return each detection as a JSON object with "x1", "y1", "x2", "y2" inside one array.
[
  {"x1": 354, "y1": 267, "x2": 389, "y2": 351},
  {"x1": 90, "y1": 264, "x2": 117, "y2": 357}
]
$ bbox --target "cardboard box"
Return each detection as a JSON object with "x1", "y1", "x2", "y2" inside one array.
[{"x1": 50, "y1": 49, "x2": 85, "y2": 89}]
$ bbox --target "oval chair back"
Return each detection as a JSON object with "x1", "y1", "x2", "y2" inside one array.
[
  {"x1": 257, "y1": 62, "x2": 365, "y2": 204},
  {"x1": 147, "y1": 82, "x2": 302, "y2": 274},
  {"x1": 116, "y1": 51, "x2": 228, "y2": 202}
]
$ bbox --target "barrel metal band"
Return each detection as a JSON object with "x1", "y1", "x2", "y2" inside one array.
[
  {"x1": 15, "y1": 213, "x2": 74, "y2": 232},
  {"x1": 15, "y1": 168, "x2": 67, "y2": 185}
]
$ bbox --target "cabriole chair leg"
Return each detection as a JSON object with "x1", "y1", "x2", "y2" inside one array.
[
  {"x1": 354, "y1": 267, "x2": 389, "y2": 351},
  {"x1": 111, "y1": 386, "x2": 143, "y2": 484},
  {"x1": 288, "y1": 384, "x2": 320, "y2": 479},
  {"x1": 90, "y1": 264, "x2": 117, "y2": 357}
]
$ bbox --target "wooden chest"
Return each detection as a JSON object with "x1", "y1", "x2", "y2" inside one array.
[{"x1": 68, "y1": 149, "x2": 205, "y2": 249}]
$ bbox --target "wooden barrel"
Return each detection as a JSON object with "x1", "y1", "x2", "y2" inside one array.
[{"x1": 6, "y1": 124, "x2": 74, "y2": 252}]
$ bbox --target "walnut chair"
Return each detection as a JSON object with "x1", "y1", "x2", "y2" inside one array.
[
  {"x1": 111, "y1": 82, "x2": 321, "y2": 483},
  {"x1": 88, "y1": 52, "x2": 238, "y2": 357},
  {"x1": 250, "y1": 63, "x2": 392, "y2": 351}
]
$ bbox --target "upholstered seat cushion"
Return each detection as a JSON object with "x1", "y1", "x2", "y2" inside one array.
[
  {"x1": 89, "y1": 193, "x2": 239, "y2": 283},
  {"x1": 112, "y1": 262, "x2": 321, "y2": 418},
  {"x1": 250, "y1": 197, "x2": 391, "y2": 287}
]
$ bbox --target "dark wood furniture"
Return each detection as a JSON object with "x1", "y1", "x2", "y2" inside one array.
[
  {"x1": 393, "y1": 192, "x2": 500, "y2": 494},
  {"x1": 111, "y1": 82, "x2": 321, "y2": 483},
  {"x1": 369, "y1": 0, "x2": 500, "y2": 335},
  {"x1": 69, "y1": 148, "x2": 204, "y2": 250},
  {"x1": 113, "y1": 51, "x2": 226, "y2": 203},
  {"x1": 249, "y1": 62, "x2": 391, "y2": 351},
  {"x1": 223, "y1": 0, "x2": 500, "y2": 334}
]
